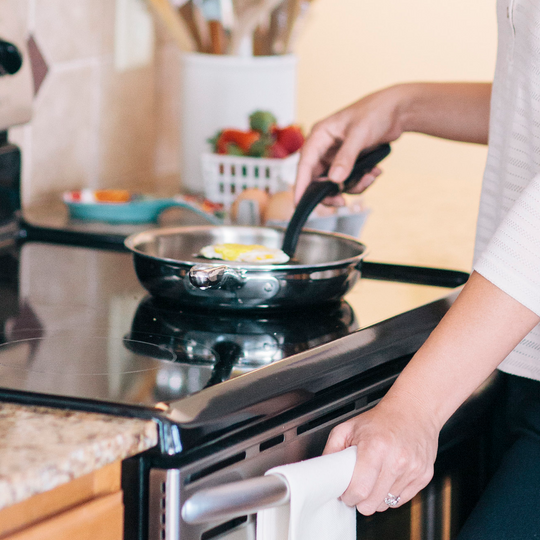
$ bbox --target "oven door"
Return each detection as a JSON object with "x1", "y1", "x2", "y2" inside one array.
[{"x1": 148, "y1": 371, "x2": 499, "y2": 540}]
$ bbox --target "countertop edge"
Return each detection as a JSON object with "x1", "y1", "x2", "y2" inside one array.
[{"x1": 0, "y1": 403, "x2": 158, "y2": 510}]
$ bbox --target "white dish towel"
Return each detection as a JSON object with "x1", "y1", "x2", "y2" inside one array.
[{"x1": 256, "y1": 446, "x2": 357, "y2": 540}]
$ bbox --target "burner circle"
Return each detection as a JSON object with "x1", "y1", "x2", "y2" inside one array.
[{"x1": 0, "y1": 333, "x2": 214, "y2": 375}]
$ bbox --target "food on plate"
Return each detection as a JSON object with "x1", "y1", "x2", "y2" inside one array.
[
  {"x1": 64, "y1": 189, "x2": 133, "y2": 204},
  {"x1": 263, "y1": 189, "x2": 295, "y2": 224},
  {"x1": 198, "y1": 243, "x2": 290, "y2": 264},
  {"x1": 63, "y1": 190, "x2": 225, "y2": 224},
  {"x1": 207, "y1": 110, "x2": 304, "y2": 158},
  {"x1": 181, "y1": 194, "x2": 225, "y2": 218},
  {"x1": 94, "y1": 189, "x2": 131, "y2": 203},
  {"x1": 230, "y1": 188, "x2": 270, "y2": 224}
]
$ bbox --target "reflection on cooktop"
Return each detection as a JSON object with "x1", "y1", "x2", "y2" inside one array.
[
  {"x1": 0, "y1": 336, "x2": 178, "y2": 373},
  {"x1": 0, "y1": 331, "x2": 219, "y2": 405},
  {"x1": 0, "y1": 297, "x2": 359, "y2": 408},
  {"x1": 128, "y1": 296, "x2": 359, "y2": 366}
]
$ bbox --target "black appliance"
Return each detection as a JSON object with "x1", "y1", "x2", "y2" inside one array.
[{"x1": 0, "y1": 139, "x2": 498, "y2": 540}]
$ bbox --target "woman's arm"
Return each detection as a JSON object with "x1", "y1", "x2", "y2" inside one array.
[
  {"x1": 324, "y1": 271, "x2": 540, "y2": 515},
  {"x1": 401, "y1": 82, "x2": 492, "y2": 144},
  {"x1": 295, "y1": 82, "x2": 492, "y2": 203}
]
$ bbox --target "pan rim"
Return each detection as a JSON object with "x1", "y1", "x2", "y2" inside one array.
[{"x1": 124, "y1": 225, "x2": 368, "y2": 271}]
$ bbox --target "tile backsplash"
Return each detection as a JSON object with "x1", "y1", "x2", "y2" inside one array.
[
  {"x1": 0, "y1": 0, "x2": 32, "y2": 131},
  {"x1": 5, "y1": 0, "x2": 182, "y2": 207}
]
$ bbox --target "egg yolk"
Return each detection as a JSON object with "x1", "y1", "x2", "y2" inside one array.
[
  {"x1": 199, "y1": 243, "x2": 290, "y2": 263},
  {"x1": 212, "y1": 244, "x2": 271, "y2": 261}
]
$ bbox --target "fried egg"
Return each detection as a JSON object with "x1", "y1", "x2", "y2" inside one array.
[{"x1": 198, "y1": 243, "x2": 289, "y2": 264}]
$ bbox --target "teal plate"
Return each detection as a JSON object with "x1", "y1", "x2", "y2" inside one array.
[{"x1": 64, "y1": 197, "x2": 222, "y2": 225}]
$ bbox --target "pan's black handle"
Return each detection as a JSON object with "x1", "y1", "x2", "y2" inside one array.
[
  {"x1": 281, "y1": 144, "x2": 391, "y2": 258},
  {"x1": 341, "y1": 143, "x2": 391, "y2": 192},
  {"x1": 361, "y1": 261, "x2": 469, "y2": 288},
  {"x1": 204, "y1": 341, "x2": 243, "y2": 388},
  {"x1": 281, "y1": 181, "x2": 336, "y2": 257}
]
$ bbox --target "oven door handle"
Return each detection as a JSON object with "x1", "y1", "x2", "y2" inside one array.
[{"x1": 181, "y1": 475, "x2": 290, "y2": 525}]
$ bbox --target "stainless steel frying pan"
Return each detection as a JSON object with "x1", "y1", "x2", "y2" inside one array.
[
  {"x1": 124, "y1": 144, "x2": 392, "y2": 311},
  {"x1": 124, "y1": 225, "x2": 367, "y2": 311}
]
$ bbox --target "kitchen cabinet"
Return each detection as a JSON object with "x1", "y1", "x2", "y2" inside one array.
[{"x1": 0, "y1": 462, "x2": 123, "y2": 540}]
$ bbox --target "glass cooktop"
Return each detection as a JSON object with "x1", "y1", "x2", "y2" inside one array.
[{"x1": 0, "y1": 240, "x2": 463, "y2": 412}]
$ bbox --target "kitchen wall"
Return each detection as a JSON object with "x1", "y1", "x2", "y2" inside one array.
[
  {"x1": 6, "y1": 0, "x2": 183, "y2": 206},
  {"x1": 5, "y1": 0, "x2": 497, "y2": 271}
]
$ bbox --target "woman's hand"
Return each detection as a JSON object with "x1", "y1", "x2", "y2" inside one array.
[
  {"x1": 294, "y1": 85, "x2": 407, "y2": 205},
  {"x1": 323, "y1": 270, "x2": 540, "y2": 516},
  {"x1": 323, "y1": 394, "x2": 439, "y2": 515},
  {"x1": 294, "y1": 82, "x2": 492, "y2": 205}
]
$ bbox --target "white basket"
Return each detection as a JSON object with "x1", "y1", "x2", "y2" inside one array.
[
  {"x1": 181, "y1": 53, "x2": 297, "y2": 194},
  {"x1": 201, "y1": 152, "x2": 300, "y2": 211}
]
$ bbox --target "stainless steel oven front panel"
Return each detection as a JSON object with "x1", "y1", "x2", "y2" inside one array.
[
  {"x1": 149, "y1": 368, "x2": 498, "y2": 540},
  {"x1": 149, "y1": 371, "x2": 399, "y2": 540}
]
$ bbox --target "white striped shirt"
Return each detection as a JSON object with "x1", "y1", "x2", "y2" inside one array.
[{"x1": 474, "y1": 0, "x2": 540, "y2": 379}]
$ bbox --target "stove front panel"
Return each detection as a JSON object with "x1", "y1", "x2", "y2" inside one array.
[{"x1": 146, "y1": 368, "x2": 498, "y2": 540}]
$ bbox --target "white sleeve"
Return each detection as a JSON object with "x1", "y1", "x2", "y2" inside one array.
[{"x1": 474, "y1": 173, "x2": 540, "y2": 316}]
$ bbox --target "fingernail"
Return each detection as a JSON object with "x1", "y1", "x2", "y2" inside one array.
[{"x1": 329, "y1": 165, "x2": 346, "y2": 182}]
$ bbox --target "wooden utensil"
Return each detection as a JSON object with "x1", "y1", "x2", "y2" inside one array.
[
  {"x1": 253, "y1": 19, "x2": 272, "y2": 55},
  {"x1": 281, "y1": 0, "x2": 302, "y2": 52},
  {"x1": 146, "y1": 0, "x2": 196, "y2": 51},
  {"x1": 179, "y1": 0, "x2": 211, "y2": 52},
  {"x1": 229, "y1": 0, "x2": 283, "y2": 55},
  {"x1": 266, "y1": 0, "x2": 289, "y2": 54},
  {"x1": 208, "y1": 20, "x2": 227, "y2": 53},
  {"x1": 202, "y1": 0, "x2": 229, "y2": 54},
  {"x1": 268, "y1": 0, "x2": 301, "y2": 54},
  {"x1": 283, "y1": 0, "x2": 311, "y2": 52}
]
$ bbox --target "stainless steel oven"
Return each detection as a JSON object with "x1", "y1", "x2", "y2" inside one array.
[{"x1": 147, "y1": 361, "x2": 498, "y2": 540}]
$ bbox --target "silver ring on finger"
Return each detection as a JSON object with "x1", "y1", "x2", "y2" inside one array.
[{"x1": 384, "y1": 493, "x2": 401, "y2": 507}]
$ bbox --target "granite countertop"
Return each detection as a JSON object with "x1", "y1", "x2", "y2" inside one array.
[{"x1": 0, "y1": 403, "x2": 158, "y2": 510}]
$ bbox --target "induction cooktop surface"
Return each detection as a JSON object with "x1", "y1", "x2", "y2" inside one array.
[{"x1": 0, "y1": 238, "x2": 465, "y2": 446}]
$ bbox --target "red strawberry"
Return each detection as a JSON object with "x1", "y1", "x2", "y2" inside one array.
[
  {"x1": 274, "y1": 125, "x2": 304, "y2": 155},
  {"x1": 266, "y1": 142, "x2": 288, "y2": 158}
]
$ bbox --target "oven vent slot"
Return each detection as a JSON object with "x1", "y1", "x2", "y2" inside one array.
[
  {"x1": 260, "y1": 433, "x2": 285, "y2": 452},
  {"x1": 201, "y1": 516, "x2": 248, "y2": 540},
  {"x1": 186, "y1": 452, "x2": 246, "y2": 484},
  {"x1": 297, "y1": 403, "x2": 355, "y2": 436}
]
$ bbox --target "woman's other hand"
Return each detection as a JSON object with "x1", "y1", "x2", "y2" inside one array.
[
  {"x1": 323, "y1": 270, "x2": 540, "y2": 516},
  {"x1": 323, "y1": 396, "x2": 439, "y2": 515}
]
